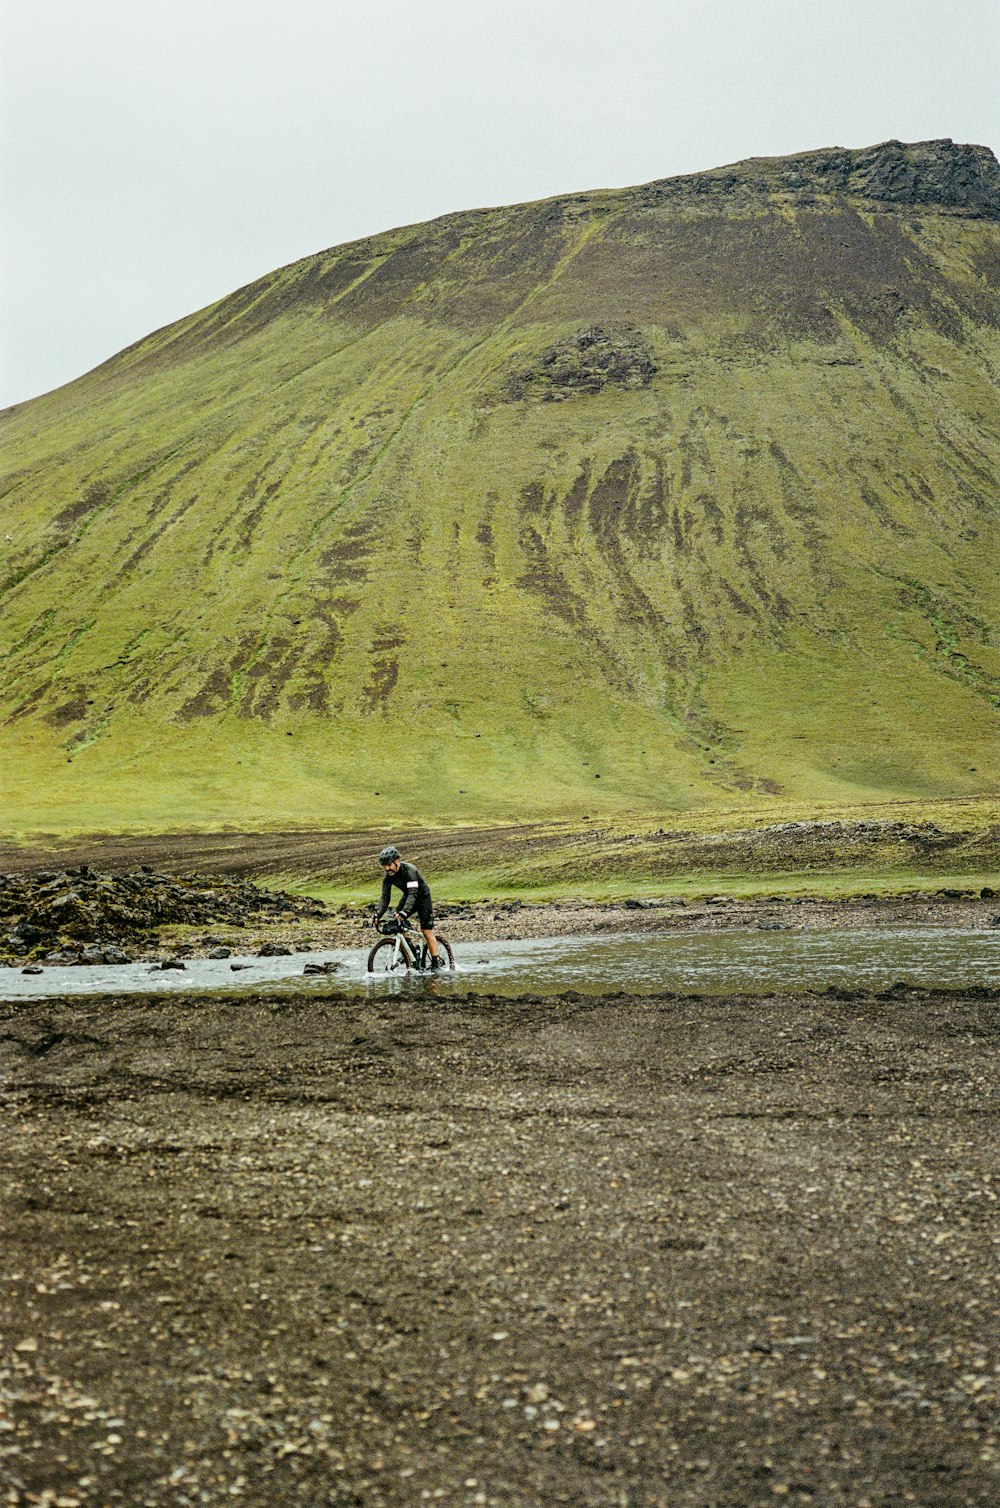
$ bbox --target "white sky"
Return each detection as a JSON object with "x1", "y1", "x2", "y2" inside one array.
[{"x1": 2, "y1": 0, "x2": 998, "y2": 409}]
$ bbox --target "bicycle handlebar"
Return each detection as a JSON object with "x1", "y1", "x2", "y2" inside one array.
[{"x1": 373, "y1": 914, "x2": 413, "y2": 936}]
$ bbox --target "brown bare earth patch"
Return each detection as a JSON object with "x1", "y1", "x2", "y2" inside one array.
[
  {"x1": 51, "y1": 481, "x2": 111, "y2": 533},
  {"x1": 42, "y1": 691, "x2": 90, "y2": 727}
]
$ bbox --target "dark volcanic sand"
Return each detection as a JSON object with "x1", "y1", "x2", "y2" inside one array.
[{"x1": 1, "y1": 987, "x2": 998, "y2": 1506}]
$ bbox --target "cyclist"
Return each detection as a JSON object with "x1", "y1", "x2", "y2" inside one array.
[{"x1": 374, "y1": 846, "x2": 443, "y2": 969}]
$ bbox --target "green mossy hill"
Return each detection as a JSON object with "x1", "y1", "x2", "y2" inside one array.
[{"x1": 2, "y1": 138, "x2": 999, "y2": 834}]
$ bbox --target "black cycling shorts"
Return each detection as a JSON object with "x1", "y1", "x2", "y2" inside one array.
[{"x1": 414, "y1": 893, "x2": 434, "y2": 929}]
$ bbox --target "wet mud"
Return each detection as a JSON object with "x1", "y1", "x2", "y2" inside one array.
[{"x1": 1, "y1": 984, "x2": 997, "y2": 1505}]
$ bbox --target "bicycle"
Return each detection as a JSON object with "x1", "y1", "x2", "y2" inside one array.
[{"x1": 366, "y1": 915, "x2": 456, "y2": 976}]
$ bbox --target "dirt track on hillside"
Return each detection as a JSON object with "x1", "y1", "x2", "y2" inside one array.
[
  {"x1": 2, "y1": 812, "x2": 997, "y2": 892},
  {"x1": 0, "y1": 827, "x2": 548, "y2": 882},
  {"x1": 2, "y1": 985, "x2": 998, "y2": 1506}
]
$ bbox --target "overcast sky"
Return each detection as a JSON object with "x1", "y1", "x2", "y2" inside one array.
[{"x1": 2, "y1": 0, "x2": 997, "y2": 410}]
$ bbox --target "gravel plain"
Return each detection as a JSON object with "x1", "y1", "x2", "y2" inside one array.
[{"x1": 1, "y1": 981, "x2": 998, "y2": 1506}]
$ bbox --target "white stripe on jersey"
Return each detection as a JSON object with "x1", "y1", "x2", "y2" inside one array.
[{"x1": 406, "y1": 880, "x2": 418, "y2": 888}]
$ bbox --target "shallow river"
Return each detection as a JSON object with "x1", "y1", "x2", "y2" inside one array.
[{"x1": 1, "y1": 925, "x2": 996, "y2": 1000}]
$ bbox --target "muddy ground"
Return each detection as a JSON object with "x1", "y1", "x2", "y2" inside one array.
[{"x1": 1, "y1": 984, "x2": 998, "y2": 1506}]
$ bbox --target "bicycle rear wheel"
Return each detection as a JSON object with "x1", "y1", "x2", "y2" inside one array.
[
  {"x1": 367, "y1": 937, "x2": 412, "y2": 975},
  {"x1": 421, "y1": 935, "x2": 455, "y2": 971}
]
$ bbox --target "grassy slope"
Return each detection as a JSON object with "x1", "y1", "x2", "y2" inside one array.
[{"x1": 1, "y1": 148, "x2": 999, "y2": 839}]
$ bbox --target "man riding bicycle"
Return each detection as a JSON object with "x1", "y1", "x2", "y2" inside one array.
[{"x1": 374, "y1": 846, "x2": 443, "y2": 969}]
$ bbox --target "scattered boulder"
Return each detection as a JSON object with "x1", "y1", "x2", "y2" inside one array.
[
  {"x1": 877, "y1": 980, "x2": 913, "y2": 999},
  {"x1": 21, "y1": 966, "x2": 43, "y2": 976},
  {"x1": 208, "y1": 946, "x2": 232, "y2": 959},
  {"x1": 230, "y1": 963, "x2": 252, "y2": 972},
  {"x1": 150, "y1": 959, "x2": 186, "y2": 972},
  {"x1": 258, "y1": 942, "x2": 292, "y2": 957},
  {"x1": 303, "y1": 960, "x2": 341, "y2": 975},
  {"x1": 13, "y1": 923, "x2": 44, "y2": 944}
]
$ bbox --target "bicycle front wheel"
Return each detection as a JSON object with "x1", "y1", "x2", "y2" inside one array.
[{"x1": 367, "y1": 937, "x2": 412, "y2": 975}]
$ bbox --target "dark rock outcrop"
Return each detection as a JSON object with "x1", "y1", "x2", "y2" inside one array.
[
  {"x1": 0, "y1": 867, "x2": 326, "y2": 962},
  {"x1": 506, "y1": 325, "x2": 655, "y2": 403},
  {"x1": 639, "y1": 139, "x2": 1000, "y2": 218}
]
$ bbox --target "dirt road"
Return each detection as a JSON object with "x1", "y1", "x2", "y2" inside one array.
[{"x1": 1, "y1": 985, "x2": 998, "y2": 1506}]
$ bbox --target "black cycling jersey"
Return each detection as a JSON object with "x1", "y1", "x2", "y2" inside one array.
[{"x1": 376, "y1": 861, "x2": 432, "y2": 922}]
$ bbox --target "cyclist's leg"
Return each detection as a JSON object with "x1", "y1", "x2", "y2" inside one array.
[{"x1": 417, "y1": 894, "x2": 439, "y2": 961}]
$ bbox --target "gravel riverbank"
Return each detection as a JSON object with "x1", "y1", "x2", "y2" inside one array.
[
  {"x1": 1, "y1": 983, "x2": 997, "y2": 1505},
  {"x1": 156, "y1": 890, "x2": 999, "y2": 962}
]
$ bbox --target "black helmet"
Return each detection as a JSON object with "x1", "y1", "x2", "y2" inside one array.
[{"x1": 378, "y1": 845, "x2": 400, "y2": 866}]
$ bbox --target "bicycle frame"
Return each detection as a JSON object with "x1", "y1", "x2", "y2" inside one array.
[
  {"x1": 373, "y1": 917, "x2": 422, "y2": 970},
  {"x1": 382, "y1": 930, "x2": 416, "y2": 972}
]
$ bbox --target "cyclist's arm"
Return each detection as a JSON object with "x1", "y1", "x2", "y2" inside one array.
[
  {"x1": 374, "y1": 873, "x2": 393, "y2": 920},
  {"x1": 397, "y1": 868, "x2": 421, "y2": 918}
]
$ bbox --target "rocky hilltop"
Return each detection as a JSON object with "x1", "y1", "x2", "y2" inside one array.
[
  {"x1": 640, "y1": 138, "x2": 1000, "y2": 214},
  {"x1": 2, "y1": 139, "x2": 998, "y2": 831}
]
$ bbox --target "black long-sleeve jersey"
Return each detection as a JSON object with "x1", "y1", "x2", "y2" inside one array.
[{"x1": 376, "y1": 861, "x2": 431, "y2": 920}]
